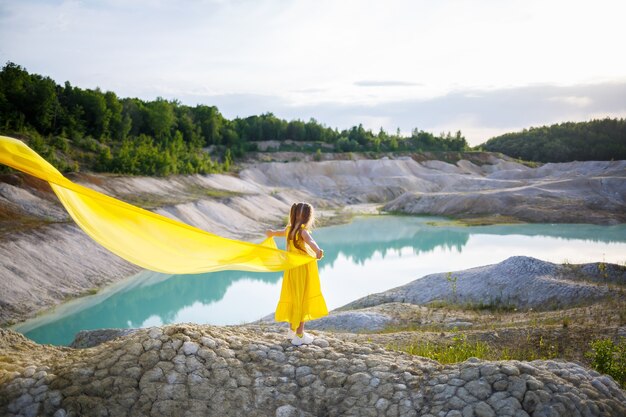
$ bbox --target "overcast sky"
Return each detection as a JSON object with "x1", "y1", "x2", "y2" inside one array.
[{"x1": 1, "y1": 0, "x2": 625, "y2": 145}]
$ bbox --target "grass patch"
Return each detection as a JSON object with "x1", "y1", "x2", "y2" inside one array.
[
  {"x1": 388, "y1": 332, "x2": 562, "y2": 364},
  {"x1": 60, "y1": 287, "x2": 99, "y2": 303},
  {"x1": 389, "y1": 334, "x2": 490, "y2": 364},
  {"x1": 184, "y1": 184, "x2": 246, "y2": 200},
  {"x1": 0, "y1": 202, "x2": 69, "y2": 236},
  {"x1": 123, "y1": 187, "x2": 246, "y2": 209},
  {"x1": 426, "y1": 299, "x2": 518, "y2": 313},
  {"x1": 119, "y1": 193, "x2": 187, "y2": 210},
  {"x1": 425, "y1": 215, "x2": 525, "y2": 227},
  {"x1": 313, "y1": 210, "x2": 356, "y2": 228}
]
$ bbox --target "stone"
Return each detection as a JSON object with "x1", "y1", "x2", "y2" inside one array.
[
  {"x1": 465, "y1": 379, "x2": 492, "y2": 400},
  {"x1": 386, "y1": 404, "x2": 400, "y2": 417},
  {"x1": 480, "y1": 364, "x2": 499, "y2": 377},
  {"x1": 456, "y1": 387, "x2": 478, "y2": 404},
  {"x1": 493, "y1": 379, "x2": 509, "y2": 391},
  {"x1": 142, "y1": 338, "x2": 162, "y2": 351},
  {"x1": 501, "y1": 364, "x2": 520, "y2": 376},
  {"x1": 296, "y1": 374, "x2": 316, "y2": 386},
  {"x1": 448, "y1": 378, "x2": 466, "y2": 387},
  {"x1": 447, "y1": 396, "x2": 466, "y2": 410},
  {"x1": 433, "y1": 384, "x2": 457, "y2": 402},
  {"x1": 275, "y1": 404, "x2": 301, "y2": 417},
  {"x1": 182, "y1": 341, "x2": 199, "y2": 355},
  {"x1": 526, "y1": 377, "x2": 544, "y2": 391},
  {"x1": 313, "y1": 338, "x2": 329, "y2": 348},
  {"x1": 12, "y1": 392, "x2": 34, "y2": 411},
  {"x1": 23, "y1": 366, "x2": 37, "y2": 378},
  {"x1": 488, "y1": 392, "x2": 521, "y2": 412},
  {"x1": 19, "y1": 377, "x2": 36, "y2": 388},
  {"x1": 138, "y1": 350, "x2": 160, "y2": 369},
  {"x1": 148, "y1": 327, "x2": 162, "y2": 339},
  {"x1": 22, "y1": 403, "x2": 41, "y2": 417},
  {"x1": 522, "y1": 390, "x2": 540, "y2": 413},
  {"x1": 460, "y1": 366, "x2": 480, "y2": 381},
  {"x1": 375, "y1": 398, "x2": 390, "y2": 411},
  {"x1": 268, "y1": 349, "x2": 286, "y2": 362},
  {"x1": 30, "y1": 384, "x2": 48, "y2": 396},
  {"x1": 590, "y1": 379, "x2": 610, "y2": 397},
  {"x1": 474, "y1": 401, "x2": 496, "y2": 417},
  {"x1": 508, "y1": 376, "x2": 527, "y2": 401},
  {"x1": 295, "y1": 366, "x2": 313, "y2": 378},
  {"x1": 32, "y1": 370, "x2": 47, "y2": 380},
  {"x1": 47, "y1": 390, "x2": 62, "y2": 407},
  {"x1": 369, "y1": 377, "x2": 381, "y2": 387}
]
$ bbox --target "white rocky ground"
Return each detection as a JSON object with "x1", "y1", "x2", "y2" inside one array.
[
  {"x1": 0, "y1": 155, "x2": 625, "y2": 326},
  {"x1": 1, "y1": 324, "x2": 625, "y2": 417},
  {"x1": 244, "y1": 158, "x2": 626, "y2": 223}
]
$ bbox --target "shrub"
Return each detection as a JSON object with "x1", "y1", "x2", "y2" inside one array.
[{"x1": 586, "y1": 337, "x2": 626, "y2": 388}]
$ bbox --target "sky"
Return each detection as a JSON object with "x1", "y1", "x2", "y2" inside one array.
[{"x1": 1, "y1": 0, "x2": 625, "y2": 146}]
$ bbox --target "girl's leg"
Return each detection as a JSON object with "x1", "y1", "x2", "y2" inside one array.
[{"x1": 296, "y1": 322, "x2": 304, "y2": 335}]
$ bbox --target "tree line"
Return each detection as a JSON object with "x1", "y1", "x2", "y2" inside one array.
[
  {"x1": 0, "y1": 62, "x2": 468, "y2": 175},
  {"x1": 481, "y1": 119, "x2": 626, "y2": 162}
]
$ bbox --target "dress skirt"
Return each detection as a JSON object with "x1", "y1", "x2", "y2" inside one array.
[{"x1": 275, "y1": 242, "x2": 328, "y2": 331}]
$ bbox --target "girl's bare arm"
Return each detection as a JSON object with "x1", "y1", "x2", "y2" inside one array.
[
  {"x1": 301, "y1": 230, "x2": 324, "y2": 259},
  {"x1": 265, "y1": 227, "x2": 287, "y2": 238}
]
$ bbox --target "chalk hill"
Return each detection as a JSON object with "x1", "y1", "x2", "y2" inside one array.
[{"x1": 1, "y1": 156, "x2": 625, "y2": 326}]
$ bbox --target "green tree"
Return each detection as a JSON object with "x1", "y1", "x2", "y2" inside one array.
[{"x1": 145, "y1": 98, "x2": 175, "y2": 140}]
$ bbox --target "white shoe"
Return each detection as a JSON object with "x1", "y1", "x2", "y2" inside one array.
[
  {"x1": 287, "y1": 328, "x2": 296, "y2": 339},
  {"x1": 291, "y1": 332, "x2": 314, "y2": 346},
  {"x1": 291, "y1": 334, "x2": 306, "y2": 346}
]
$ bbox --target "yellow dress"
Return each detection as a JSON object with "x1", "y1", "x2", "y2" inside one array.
[{"x1": 274, "y1": 229, "x2": 329, "y2": 331}]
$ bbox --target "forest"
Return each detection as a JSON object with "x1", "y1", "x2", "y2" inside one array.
[
  {"x1": 481, "y1": 119, "x2": 626, "y2": 162},
  {"x1": 0, "y1": 62, "x2": 468, "y2": 175}
]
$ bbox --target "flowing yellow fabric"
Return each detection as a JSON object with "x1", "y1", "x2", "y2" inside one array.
[{"x1": 0, "y1": 135, "x2": 316, "y2": 274}]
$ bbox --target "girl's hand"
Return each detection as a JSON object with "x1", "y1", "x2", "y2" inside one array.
[
  {"x1": 316, "y1": 249, "x2": 324, "y2": 259},
  {"x1": 265, "y1": 230, "x2": 273, "y2": 237}
]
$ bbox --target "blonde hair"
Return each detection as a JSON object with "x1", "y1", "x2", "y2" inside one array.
[{"x1": 287, "y1": 202, "x2": 315, "y2": 250}]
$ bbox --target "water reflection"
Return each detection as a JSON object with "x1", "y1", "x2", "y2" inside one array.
[{"x1": 14, "y1": 216, "x2": 626, "y2": 346}]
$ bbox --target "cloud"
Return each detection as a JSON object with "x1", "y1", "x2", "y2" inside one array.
[
  {"x1": 547, "y1": 96, "x2": 593, "y2": 108},
  {"x1": 354, "y1": 80, "x2": 421, "y2": 87}
]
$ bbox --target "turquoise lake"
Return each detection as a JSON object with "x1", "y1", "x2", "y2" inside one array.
[{"x1": 13, "y1": 216, "x2": 626, "y2": 346}]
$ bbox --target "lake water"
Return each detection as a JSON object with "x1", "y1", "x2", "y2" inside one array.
[{"x1": 13, "y1": 216, "x2": 626, "y2": 346}]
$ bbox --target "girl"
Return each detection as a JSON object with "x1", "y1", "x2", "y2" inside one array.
[{"x1": 266, "y1": 202, "x2": 328, "y2": 346}]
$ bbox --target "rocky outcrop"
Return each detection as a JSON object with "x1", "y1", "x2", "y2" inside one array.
[
  {"x1": 383, "y1": 160, "x2": 626, "y2": 224},
  {"x1": 1, "y1": 324, "x2": 625, "y2": 417},
  {"x1": 244, "y1": 159, "x2": 626, "y2": 224},
  {"x1": 342, "y1": 256, "x2": 626, "y2": 313}
]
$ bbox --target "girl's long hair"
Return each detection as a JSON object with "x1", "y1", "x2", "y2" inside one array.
[{"x1": 287, "y1": 202, "x2": 314, "y2": 250}]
